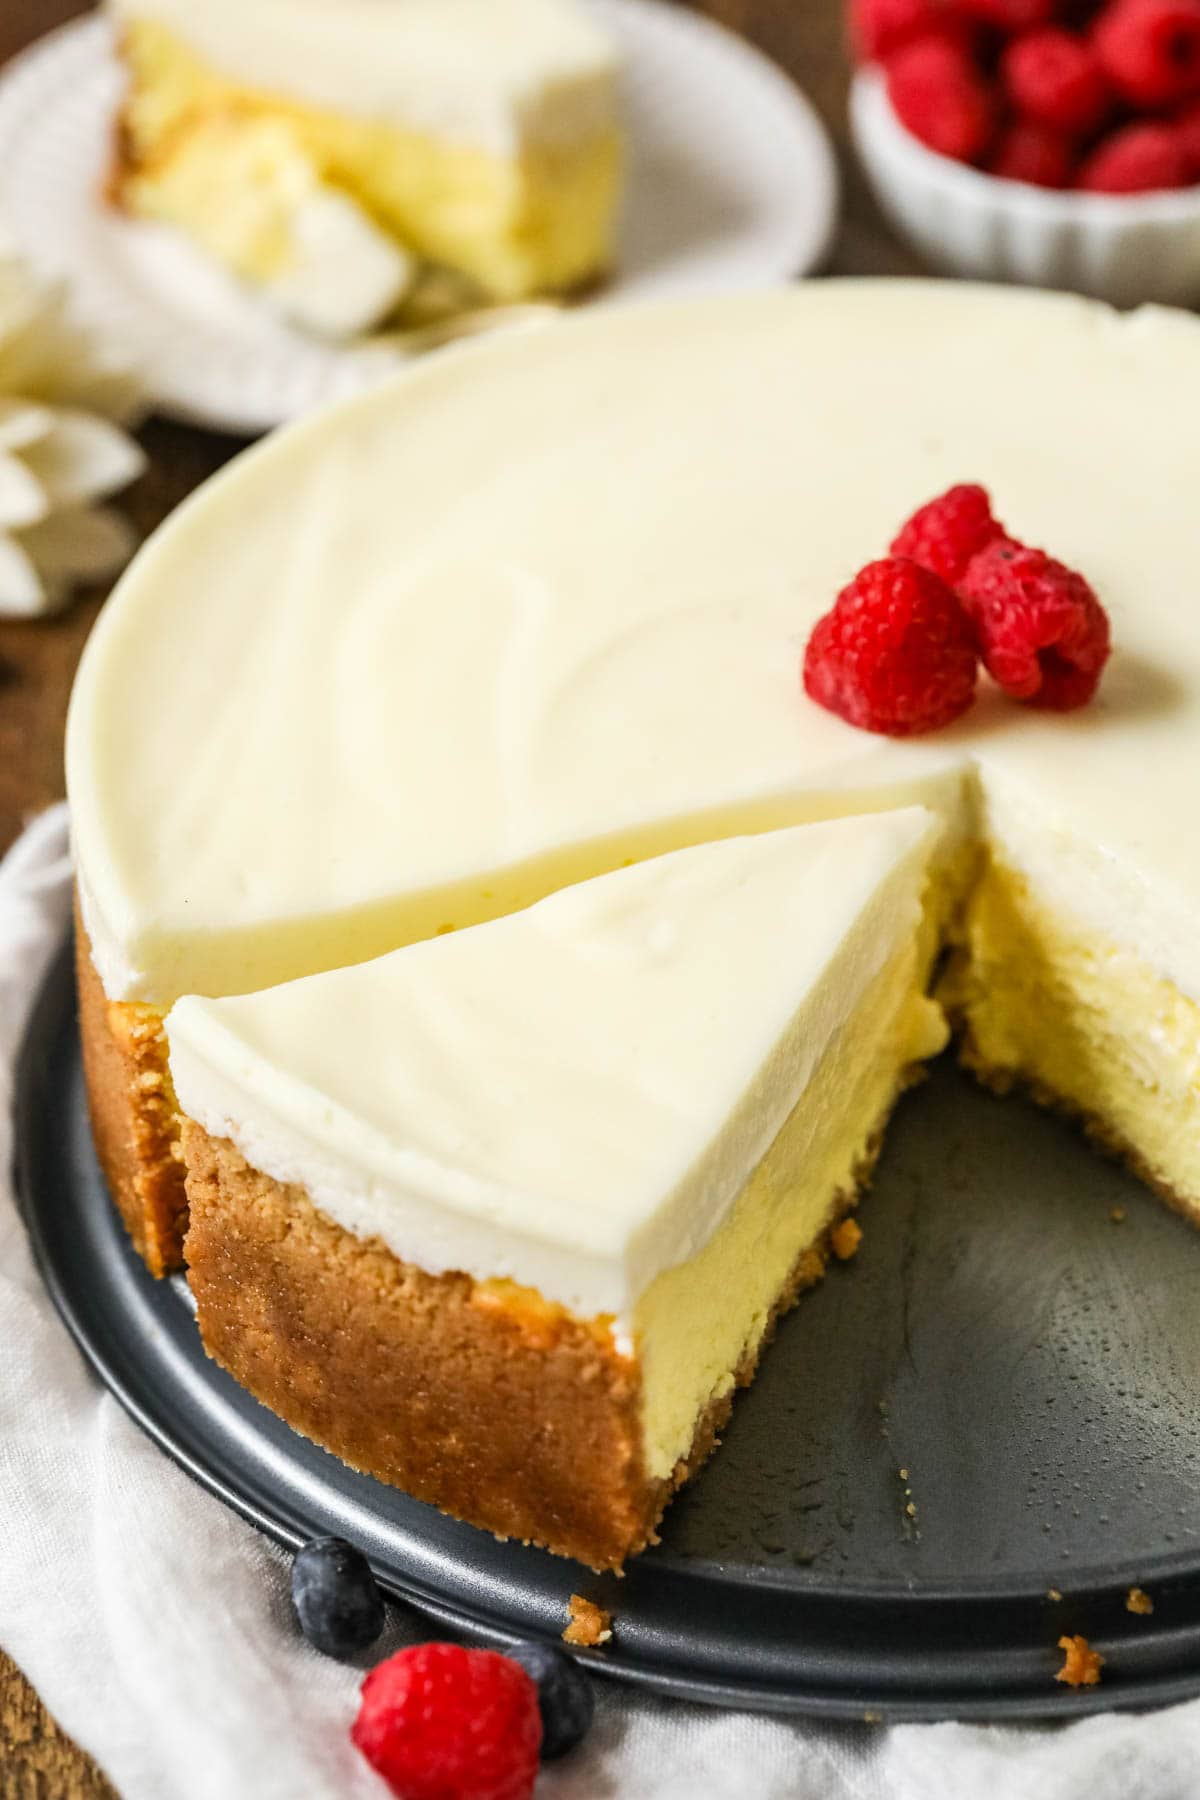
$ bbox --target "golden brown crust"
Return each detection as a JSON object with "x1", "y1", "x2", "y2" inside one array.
[
  {"x1": 1055, "y1": 1634, "x2": 1104, "y2": 1687},
  {"x1": 75, "y1": 900, "x2": 187, "y2": 1277},
  {"x1": 183, "y1": 1121, "x2": 652, "y2": 1569},
  {"x1": 180, "y1": 1120, "x2": 870, "y2": 1569},
  {"x1": 830, "y1": 1217, "x2": 864, "y2": 1262},
  {"x1": 563, "y1": 1595, "x2": 612, "y2": 1647}
]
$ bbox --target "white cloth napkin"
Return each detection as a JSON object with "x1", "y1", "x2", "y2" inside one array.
[{"x1": 3, "y1": 807, "x2": 1200, "y2": 1800}]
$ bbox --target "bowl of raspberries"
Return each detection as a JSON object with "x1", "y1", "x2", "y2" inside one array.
[{"x1": 849, "y1": 0, "x2": 1200, "y2": 304}]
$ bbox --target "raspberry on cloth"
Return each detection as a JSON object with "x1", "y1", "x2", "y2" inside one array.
[{"x1": 352, "y1": 1644, "x2": 542, "y2": 1800}]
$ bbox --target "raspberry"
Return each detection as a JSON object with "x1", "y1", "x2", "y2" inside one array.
[
  {"x1": 886, "y1": 35, "x2": 998, "y2": 161},
  {"x1": 802, "y1": 557, "x2": 978, "y2": 736},
  {"x1": 959, "y1": 537, "x2": 1111, "y2": 708},
  {"x1": 1094, "y1": 0, "x2": 1200, "y2": 105},
  {"x1": 988, "y1": 118, "x2": 1077, "y2": 183},
  {"x1": 956, "y1": 0, "x2": 1058, "y2": 26},
  {"x1": 1078, "y1": 119, "x2": 1191, "y2": 189},
  {"x1": 890, "y1": 483, "x2": 1004, "y2": 584},
  {"x1": 352, "y1": 1644, "x2": 542, "y2": 1800},
  {"x1": 1001, "y1": 29, "x2": 1112, "y2": 132},
  {"x1": 850, "y1": 0, "x2": 950, "y2": 59},
  {"x1": 1173, "y1": 97, "x2": 1200, "y2": 172}
]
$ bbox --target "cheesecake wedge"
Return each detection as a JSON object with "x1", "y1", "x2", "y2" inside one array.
[{"x1": 165, "y1": 816, "x2": 946, "y2": 1568}]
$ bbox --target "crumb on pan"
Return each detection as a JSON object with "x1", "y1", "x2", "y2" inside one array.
[
  {"x1": 563, "y1": 1594, "x2": 613, "y2": 1648},
  {"x1": 831, "y1": 1218, "x2": 863, "y2": 1262},
  {"x1": 1126, "y1": 1587, "x2": 1153, "y2": 1616},
  {"x1": 1056, "y1": 1634, "x2": 1104, "y2": 1687}
]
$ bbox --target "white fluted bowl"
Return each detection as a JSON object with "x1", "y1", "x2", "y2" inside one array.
[{"x1": 851, "y1": 66, "x2": 1200, "y2": 308}]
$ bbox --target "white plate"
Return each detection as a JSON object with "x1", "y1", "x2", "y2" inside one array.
[{"x1": 0, "y1": 7, "x2": 838, "y2": 435}]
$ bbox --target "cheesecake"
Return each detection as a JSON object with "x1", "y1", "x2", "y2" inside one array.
[
  {"x1": 166, "y1": 815, "x2": 946, "y2": 1567},
  {"x1": 105, "y1": 0, "x2": 623, "y2": 334},
  {"x1": 66, "y1": 281, "x2": 1200, "y2": 1563}
]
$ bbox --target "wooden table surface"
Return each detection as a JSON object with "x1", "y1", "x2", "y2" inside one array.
[{"x1": 0, "y1": 2, "x2": 919, "y2": 1791}]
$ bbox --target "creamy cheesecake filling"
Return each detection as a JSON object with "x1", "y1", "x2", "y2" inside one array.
[
  {"x1": 166, "y1": 814, "x2": 943, "y2": 1320},
  {"x1": 636, "y1": 954, "x2": 947, "y2": 1480},
  {"x1": 976, "y1": 761, "x2": 1200, "y2": 1008},
  {"x1": 944, "y1": 856, "x2": 1200, "y2": 1214}
]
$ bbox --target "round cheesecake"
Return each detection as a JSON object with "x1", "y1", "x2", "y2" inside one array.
[{"x1": 66, "y1": 282, "x2": 1200, "y2": 1565}]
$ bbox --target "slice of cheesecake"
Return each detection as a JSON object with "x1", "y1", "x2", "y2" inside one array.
[
  {"x1": 164, "y1": 813, "x2": 947, "y2": 1568},
  {"x1": 105, "y1": 0, "x2": 623, "y2": 333}
]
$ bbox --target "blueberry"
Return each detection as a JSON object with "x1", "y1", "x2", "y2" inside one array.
[
  {"x1": 290, "y1": 1536, "x2": 384, "y2": 1659},
  {"x1": 507, "y1": 1640, "x2": 595, "y2": 1760}
]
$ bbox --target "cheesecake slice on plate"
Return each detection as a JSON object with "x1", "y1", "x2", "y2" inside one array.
[
  {"x1": 165, "y1": 815, "x2": 946, "y2": 1569},
  {"x1": 105, "y1": 0, "x2": 624, "y2": 334}
]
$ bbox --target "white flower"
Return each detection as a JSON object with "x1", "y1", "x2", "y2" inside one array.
[{"x1": 0, "y1": 245, "x2": 146, "y2": 618}]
